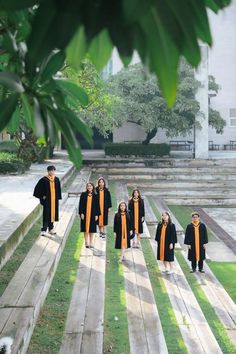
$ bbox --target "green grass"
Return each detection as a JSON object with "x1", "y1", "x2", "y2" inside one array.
[
  {"x1": 27, "y1": 217, "x2": 84, "y2": 354},
  {"x1": 141, "y1": 239, "x2": 187, "y2": 353},
  {"x1": 0, "y1": 217, "x2": 42, "y2": 297},
  {"x1": 103, "y1": 227, "x2": 130, "y2": 354},
  {"x1": 176, "y1": 250, "x2": 236, "y2": 354},
  {"x1": 103, "y1": 180, "x2": 130, "y2": 353},
  {"x1": 168, "y1": 205, "x2": 217, "y2": 242},
  {"x1": 207, "y1": 261, "x2": 236, "y2": 303},
  {"x1": 147, "y1": 196, "x2": 162, "y2": 220}
]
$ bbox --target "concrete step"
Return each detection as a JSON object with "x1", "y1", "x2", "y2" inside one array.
[
  {"x1": 94, "y1": 166, "x2": 236, "y2": 174},
  {"x1": 108, "y1": 174, "x2": 236, "y2": 181},
  {"x1": 143, "y1": 190, "x2": 236, "y2": 196},
  {"x1": 0, "y1": 170, "x2": 91, "y2": 354},
  {"x1": 0, "y1": 164, "x2": 76, "y2": 271},
  {"x1": 126, "y1": 181, "x2": 236, "y2": 189},
  {"x1": 164, "y1": 198, "x2": 236, "y2": 206}
]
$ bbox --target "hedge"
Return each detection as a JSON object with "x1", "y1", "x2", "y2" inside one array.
[
  {"x1": 0, "y1": 140, "x2": 18, "y2": 153},
  {"x1": 0, "y1": 152, "x2": 31, "y2": 174},
  {"x1": 104, "y1": 143, "x2": 170, "y2": 156}
]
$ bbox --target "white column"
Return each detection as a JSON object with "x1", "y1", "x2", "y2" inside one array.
[{"x1": 194, "y1": 45, "x2": 209, "y2": 159}]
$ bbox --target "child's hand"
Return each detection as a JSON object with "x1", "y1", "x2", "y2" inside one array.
[
  {"x1": 81, "y1": 214, "x2": 84, "y2": 220},
  {"x1": 169, "y1": 243, "x2": 173, "y2": 250}
]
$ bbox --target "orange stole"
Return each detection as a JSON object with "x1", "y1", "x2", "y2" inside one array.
[
  {"x1": 121, "y1": 213, "x2": 128, "y2": 249},
  {"x1": 192, "y1": 222, "x2": 200, "y2": 261},
  {"x1": 133, "y1": 199, "x2": 139, "y2": 233},
  {"x1": 99, "y1": 189, "x2": 104, "y2": 226},
  {"x1": 47, "y1": 175, "x2": 55, "y2": 222},
  {"x1": 160, "y1": 224, "x2": 167, "y2": 261},
  {"x1": 85, "y1": 194, "x2": 92, "y2": 233}
]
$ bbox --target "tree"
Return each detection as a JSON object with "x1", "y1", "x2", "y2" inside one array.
[
  {"x1": 0, "y1": 0, "x2": 230, "y2": 167},
  {"x1": 108, "y1": 62, "x2": 225, "y2": 143},
  {"x1": 63, "y1": 60, "x2": 120, "y2": 137}
]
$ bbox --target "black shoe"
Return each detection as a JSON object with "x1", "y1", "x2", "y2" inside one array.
[
  {"x1": 85, "y1": 245, "x2": 90, "y2": 248},
  {"x1": 199, "y1": 269, "x2": 205, "y2": 273},
  {"x1": 190, "y1": 269, "x2": 196, "y2": 273}
]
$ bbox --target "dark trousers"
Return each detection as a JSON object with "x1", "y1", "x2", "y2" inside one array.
[
  {"x1": 191, "y1": 259, "x2": 204, "y2": 271},
  {"x1": 42, "y1": 206, "x2": 54, "y2": 231}
]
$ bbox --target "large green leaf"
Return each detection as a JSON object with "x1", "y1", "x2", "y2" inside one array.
[
  {"x1": 0, "y1": 72, "x2": 25, "y2": 93},
  {"x1": 66, "y1": 26, "x2": 87, "y2": 70},
  {"x1": 88, "y1": 29, "x2": 113, "y2": 72},
  {"x1": 56, "y1": 80, "x2": 89, "y2": 107},
  {"x1": 21, "y1": 93, "x2": 34, "y2": 129},
  {"x1": 140, "y1": 8, "x2": 179, "y2": 106},
  {"x1": 0, "y1": 93, "x2": 19, "y2": 131},
  {"x1": 51, "y1": 107, "x2": 93, "y2": 146},
  {"x1": 0, "y1": 0, "x2": 41, "y2": 10},
  {"x1": 48, "y1": 108, "x2": 83, "y2": 168},
  {"x1": 6, "y1": 104, "x2": 21, "y2": 133},
  {"x1": 39, "y1": 50, "x2": 66, "y2": 83}
]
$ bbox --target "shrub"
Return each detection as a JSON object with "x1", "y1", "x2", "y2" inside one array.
[
  {"x1": 0, "y1": 152, "x2": 31, "y2": 174},
  {"x1": 0, "y1": 140, "x2": 18, "y2": 153},
  {"x1": 104, "y1": 143, "x2": 170, "y2": 156}
]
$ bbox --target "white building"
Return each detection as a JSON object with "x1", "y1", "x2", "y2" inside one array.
[{"x1": 110, "y1": 1, "x2": 236, "y2": 148}]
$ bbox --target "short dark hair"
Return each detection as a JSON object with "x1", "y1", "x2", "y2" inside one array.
[
  {"x1": 191, "y1": 212, "x2": 200, "y2": 217},
  {"x1": 47, "y1": 165, "x2": 56, "y2": 171}
]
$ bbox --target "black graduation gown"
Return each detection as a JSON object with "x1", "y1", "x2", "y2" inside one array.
[
  {"x1": 113, "y1": 212, "x2": 133, "y2": 249},
  {"x1": 155, "y1": 222, "x2": 177, "y2": 262},
  {"x1": 95, "y1": 186, "x2": 112, "y2": 226},
  {"x1": 184, "y1": 222, "x2": 208, "y2": 261},
  {"x1": 33, "y1": 176, "x2": 62, "y2": 222},
  {"x1": 79, "y1": 192, "x2": 100, "y2": 233},
  {"x1": 128, "y1": 198, "x2": 145, "y2": 234}
]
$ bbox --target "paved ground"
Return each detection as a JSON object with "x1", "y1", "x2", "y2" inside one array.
[{"x1": 0, "y1": 151, "x2": 73, "y2": 244}]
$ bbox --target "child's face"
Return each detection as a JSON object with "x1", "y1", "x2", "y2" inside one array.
[
  {"x1": 87, "y1": 184, "x2": 93, "y2": 193},
  {"x1": 99, "y1": 179, "x2": 105, "y2": 188},
  {"x1": 162, "y1": 213, "x2": 169, "y2": 223},
  {"x1": 120, "y1": 203, "x2": 126, "y2": 212},
  {"x1": 48, "y1": 169, "x2": 55, "y2": 177}
]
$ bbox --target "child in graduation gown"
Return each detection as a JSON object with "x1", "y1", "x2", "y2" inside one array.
[
  {"x1": 114, "y1": 201, "x2": 133, "y2": 262},
  {"x1": 79, "y1": 182, "x2": 100, "y2": 248},
  {"x1": 95, "y1": 177, "x2": 112, "y2": 239},
  {"x1": 184, "y1": 212, "x2": 208, "y2": 273},
  {"x1": 155, "y1": 211, "x2": 177, "y2": 274},
  {"x1": 128, "y1": 189, "x2": 145, "y2": 248},
  {"x1": 33, "y1": 165, "x2": 62, "y2": 236}
]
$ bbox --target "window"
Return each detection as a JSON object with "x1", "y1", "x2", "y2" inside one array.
[{"x1": 230, "y1": 109, "x2": 236, "y2": 126}]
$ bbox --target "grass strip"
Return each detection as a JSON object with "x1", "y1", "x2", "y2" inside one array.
[
  {"x1": 103, "y1": 180, "x2": 130, "y2": 353},
  {"x1": 147, "y1": 196, "x2": 162, "y2": 220},
  {"x1": 207, "y1": 261, "x2": 236, "y2": 303},
  {"x1": 27, "y1": 217, "x2": 84, "y2": 354},
  {"x1": 168, "y1": 205, "x2": 216, "y2": 241},
  {"x1": 176, "y1": 250, "x2": 236, "y2": 354},
  {"x1": 141, "y1": 239, "x2": 187, "y2": 353},
  {"x1": 0, "y1": 218, "x2": 41, "y2": 297}
]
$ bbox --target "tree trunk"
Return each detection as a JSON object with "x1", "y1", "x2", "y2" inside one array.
[{"x1": 142, "y1": 128, "x2": 157, "y2": 145}]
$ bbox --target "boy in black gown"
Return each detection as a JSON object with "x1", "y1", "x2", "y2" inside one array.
[{"x1": 33, "y1": 165, "x2": 62, "y2": 236}]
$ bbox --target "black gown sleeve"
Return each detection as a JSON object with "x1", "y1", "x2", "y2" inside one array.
[
  {"x1": 107, "y1": 190, "x2": 112, "y2": 208},
  {"x1": 155, "y1": 223, "x2": 161, "y2": 242},
  {"x1": 142, "y1": 199, "x2": 145, "y2": 218},
  {"x1": 113, "y1": 213, "x2": 118, "y2": 233},
  {"x1": 171, "y1": 223, "x2": 177, "y2": 243},
  {"x1": 79, "y1": 192, "x2": 86, "y2": 215},
  {"x1": 184, "y1": 225, "x2": 191, "y2": 245},
  {"x1": 94, "y1": 194, "x2": 100, "y2": 216},
  {"x1": 33, "y1": 178, "x2": 46, "y2": 205},
  {"x1": 202, "y1": 224, "x2": 208, "y2": 244},
  {"x1": 57, "y1": 177, "x2": 62, "y2": 200}
]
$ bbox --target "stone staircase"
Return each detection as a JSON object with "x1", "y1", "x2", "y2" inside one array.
[{"x1": 91, "y1": 160, "x2": 236, "y2": 205}]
